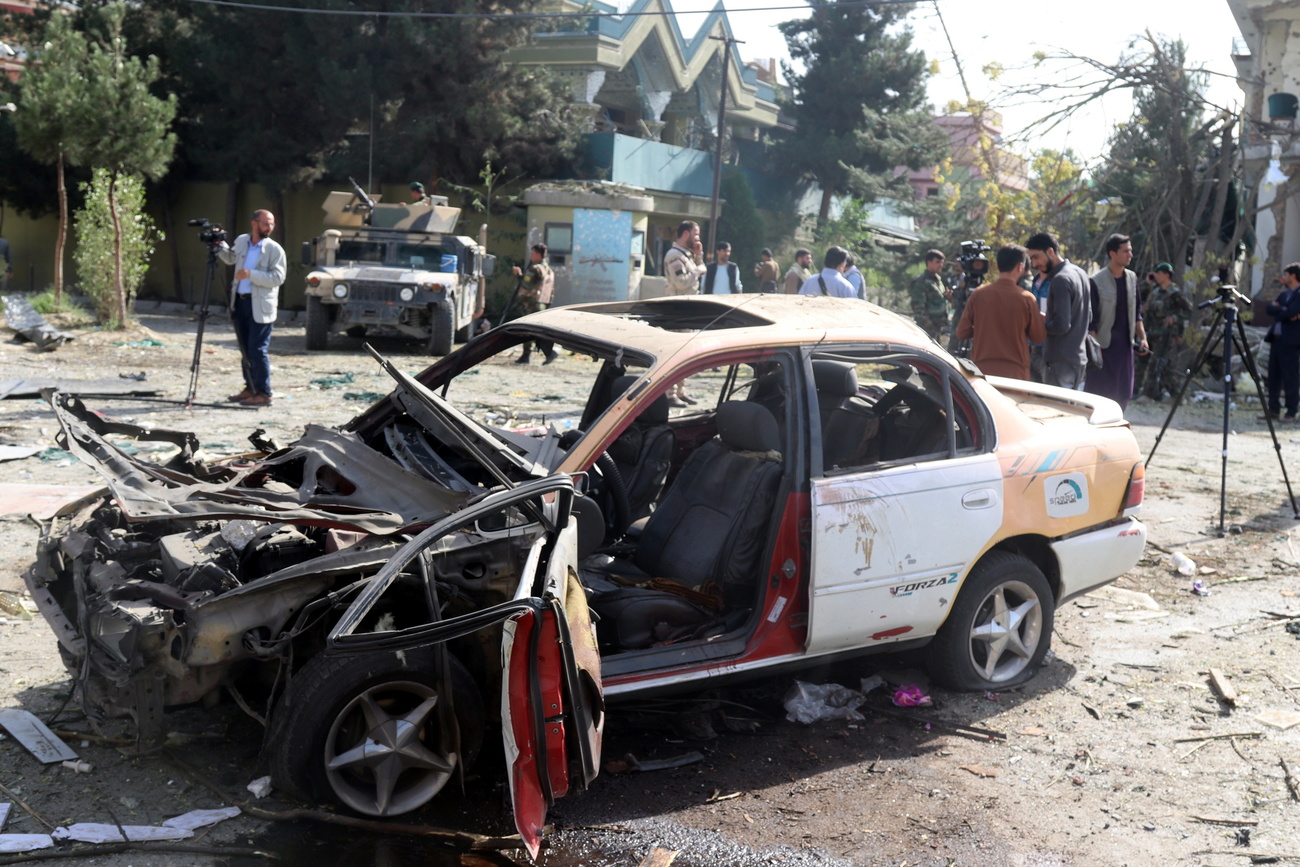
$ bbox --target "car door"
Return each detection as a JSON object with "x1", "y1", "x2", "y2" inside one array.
[
  {"x1": 804, "y1": 356, "x2": 1004, "y2": 655},
  {"x1": 328, "y1": 476, "x2": 602, "y2": 858}
]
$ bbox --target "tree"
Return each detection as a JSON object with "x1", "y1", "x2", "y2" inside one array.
[
  {"x1": 1000, "y1": 33, "x2": 1234, "y2": 284},
  {"x1": 74, "y1": 170, "x2": 160, "y2": 325},
  {"x1": 116, "y1": 0, "x2": 579, "y2": 193},
  {"x1": 715, "y1": 170, "x2": 765, "y2": 282},
  {"x1": 13, "y1": 15, "x2": 93, "y2": 301},
  {"x1": 74, "y1": 4, "x2": 176, "y2": 326},
  {"x1": 776, "y1": 0, "x2": 945, "y2": 223}
]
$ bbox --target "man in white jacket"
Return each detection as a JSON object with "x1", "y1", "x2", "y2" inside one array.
[{"x1": 218, "y1": 209, "x2": 286, "y2": 407}]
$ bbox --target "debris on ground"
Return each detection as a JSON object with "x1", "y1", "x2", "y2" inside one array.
[
  {"x1": 343, "y1": 391, "x2": 387, "y2": 402},
  {"x1": 0, "y1": 446, "x2": 42, "y2": 463},
  {"x1": 113, "y1": 338, "x2": 165, "y2": 348},
  {"x1": 2, "y1": 295, "x2": 75, "y2": 349},
  {"x1": 0, "y1": 709, "x2": 78, "y2": 763},
  {"x1": 1209, "y1": 668, "x2": 1239, "y2": 707},
  {"x1": 783, "y1": 681, "x2": 868, "y2": 724},
  {"x1": 1172, "y1": 551, "x2": 1197, "y2": 575},
  {"x1": 310, "y1": 372, "x2": 355, "y2": 388},
  {"x1": 891, "y1": 685, "x2": 933, "y2": 707},
  {"x1": 605, "y1": 752, "x2": 705, "y2": 774},
  {"x1": 246, "y1": 775, "x2": 273, "y2": 798}
]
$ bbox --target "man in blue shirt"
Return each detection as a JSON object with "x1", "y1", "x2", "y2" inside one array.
[
  {"x1": 798, "y1": 246, "x2": 856, "y2": 298},
  {"x1": 218, "y1": 210, "x2": 287, "y2": 407}
]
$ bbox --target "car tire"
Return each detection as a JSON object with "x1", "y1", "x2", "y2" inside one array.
[
  {"x1": 305, "y1": 296, "x2": 329, "y2": 351},
  {"x1": 268, "y1": 647, "x2": 484, "y2": 817},
  {"x1": 927, "y1": 551, "x2": 1054, "y2": 691},
  {"x1": 427, "y1": 300, "x2": 454, "y2": 356}
]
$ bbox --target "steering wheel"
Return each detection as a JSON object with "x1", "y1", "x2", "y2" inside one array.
[{"x1": 559, "y1": 429, "x2": 632, "y2": 541}]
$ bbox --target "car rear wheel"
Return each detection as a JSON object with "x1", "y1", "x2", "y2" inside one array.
[
  {"x1": 305, "y1": 295, "x2": 329, "y2": 350},
  {"x1": 927, "y1": 552, "x2": 1053, "y2": 691},
  {"x1": 268, "y1": 647, "x2": 483, "y2": 816},
  {"x1": 426, "y1": 300, "x2": 454, "y2": 355}
]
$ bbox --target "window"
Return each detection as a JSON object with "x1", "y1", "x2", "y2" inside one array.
[
  {"x1": 809, "y1": 352, "x2": 983, "y2": 474},
  {"x1": 544, "y1": 223, "x2": 572, "y2": 267}
]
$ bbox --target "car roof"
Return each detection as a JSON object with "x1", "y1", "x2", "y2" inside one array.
[{"x1": 524, "y1": 294, "x2": 943, "y2": 360}]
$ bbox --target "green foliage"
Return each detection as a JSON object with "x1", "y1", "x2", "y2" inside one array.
[
  {"x1": 28, "y1": 288, "x2": 94, "y2": 325},
  {"x1": 13, "y1": 14, "x2": 91, "y2": 169},
  {"x1": 775, "y1": 0, "x2": 946, "y2": 222},
  {"x1": 715, "y1": 170, "x2": 765, "y2": 282},
  {"x1": 117, "y1": 0, "x2": 580, "y2": 192},
  {"x1": 73, "y1": 169, "x2": 161, "y2": 326}
]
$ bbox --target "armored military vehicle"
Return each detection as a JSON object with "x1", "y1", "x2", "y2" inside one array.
[{"x1": 301, "y1": 180, "x2": 494, "y2": 354}]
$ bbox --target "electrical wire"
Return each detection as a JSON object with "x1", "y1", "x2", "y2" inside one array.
[{"x1": 179, "y1": 0, "x2": 919, "y2": 20}]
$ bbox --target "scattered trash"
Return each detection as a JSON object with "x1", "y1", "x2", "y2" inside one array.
[
  {"x1": 1255, "y1": 709, "x2": 1300, "y2": 730},
  {"x1": 0, "y1": 709, "x2": 79, "y2": 763},
  {"x1": 0, "y1": 445, "x2": 42, "y2": 463},
  {"x1": 344, "y1": 391, "x2": 387, "y2": 402},
  {"x1": 1235, "y1": 827, "x2": 1252, "y2": 847},
  {"x1": 0, "y1": 834, "x2": 54, "y2": 853},
  {"x1": 310, "y1": 372, "x2": 355, "y2": 388},
  {"x1": 246, "y1": 775, "x2": 273, "y2": 798},
  {"x1": 2, "y1": 295, "x2": 75, "y2": 349},
  {"x1": 892, "y1": 685, "x2": 932, "y2": 707},
  {"x1": 783, "y1": 681, "x2": 867, "y2": 724},
  {"x1": 60, "y1": 760, "x2": 92, "y2": 773},
  {"x1": 53, "y1": 823, "x2": 192, "y2": 843},
  {"x1": 958, "y1": 764, "x2": 999, "y2": 778},
  {"x1": 1208, "y1": 668, "x2": 1238, "y2": 706},
  {"x1": 606, "y1": 752, "x2": 705, "y2": 774},
  {"x1": 0, "y1": 803, "x2": 8, "y2": 831},
  {"x1": 118, "y1": 371, "x2": 147, "y2": 381},
  {"x1": 1192, "y1": 580, "x2": 1210, "y2": 596},
  {"x1": 1286, "y1": 621, "x2": 1300, "y2": 640},
  {"x1": 161, "y1": 806, "x2": 241, "y2": 830},
  {"x1": 35, "y1": 447, "x2": 72, "y2": 462},
  {"x1": 1171, "y1": 552, "x2": 1197, "y2": 576},
  {"x1": 113, "y1": 338, "x2": 164, "y2": 348},
  {"x1": 1087, "y1": 585, "x2": 1162, "y2": 610}
]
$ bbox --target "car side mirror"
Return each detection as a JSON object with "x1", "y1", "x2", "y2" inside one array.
[
  {"x1": 300, "y1": 241, "x2": 313, "y2": 267},
  {"x1": 481, "y1": 254, "x2": 496, "y2": 278}
]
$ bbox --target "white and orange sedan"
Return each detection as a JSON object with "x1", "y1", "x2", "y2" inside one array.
[{"x1": 30, "y1": 295, "x2": 1145, "y2": 857}]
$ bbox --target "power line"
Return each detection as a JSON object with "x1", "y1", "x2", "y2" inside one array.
[{"x1": 179, "y1": 0, "x2": 918, "y2": 20}]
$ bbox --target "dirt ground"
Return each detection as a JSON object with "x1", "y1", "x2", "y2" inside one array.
[{"x1": 1, "y1": 305, "x2": 1299, "y2": 867}]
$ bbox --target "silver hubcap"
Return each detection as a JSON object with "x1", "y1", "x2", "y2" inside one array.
[
  {"x1": 324, "y1": 680, "x2": 457, "y2": 816},
  {"x1": 967, "y1": 579, "x2": 1043, "y2": 684}
]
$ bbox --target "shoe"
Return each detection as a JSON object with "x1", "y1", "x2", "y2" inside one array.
[
  {"x1": 665, "y1": 395, "x2": 688, "y2": 408},
  {"x1": 543, "y1": 351, "x2": 559, "y2": 365},
  {"x1": 240, "y1": 393, "x2": 272, "y2": 407},
  {"x1": 226, "y1": 387, "x2": 254, "y2": 403},
  {"x1": 515, "y1": 354, "x2": 531, "y2": 364},
  {"x1": 679, "y1": 394, "x2": 698, "y2": 405}
]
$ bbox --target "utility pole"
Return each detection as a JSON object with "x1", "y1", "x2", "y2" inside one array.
[{"x1": 705, "y1": 32, "x2": 743, "y2": 258}]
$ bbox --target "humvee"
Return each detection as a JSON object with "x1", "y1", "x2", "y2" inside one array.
[{"x1": 301, "y1": 181, "x2": 494, "y2": 354}]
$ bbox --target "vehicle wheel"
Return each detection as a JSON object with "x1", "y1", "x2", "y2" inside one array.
[
  {"x1": 305, "y1": 296, "x2": 329, "y2": 350},
  {"x1": 426, "y1": 300, "x2": 454, "y2": 356},
  {"x1": 268, "y1": 647, "x2": 483, "y2": 816},
  {"x1": 927, "y1": 552, "x2": 1053, "y2": 691}
]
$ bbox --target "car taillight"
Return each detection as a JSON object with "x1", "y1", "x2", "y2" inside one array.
[{"x1": 1122, "y1": 462, "x2": 1145, "y2": 515}]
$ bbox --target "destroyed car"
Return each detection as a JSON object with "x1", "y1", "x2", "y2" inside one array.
[{"x1": 27, "y1": 295, "x2": 1147, "y2": 857}]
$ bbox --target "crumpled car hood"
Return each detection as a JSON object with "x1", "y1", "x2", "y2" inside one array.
[{"x1": 51, "y1": 392, "x2": 466, "y2": 532}]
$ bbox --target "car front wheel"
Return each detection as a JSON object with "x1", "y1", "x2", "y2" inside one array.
[
  {"x1": 268, "y1": 646, "x2": 483, "y2": 816},
  {"x1": 927, "y1": 552, "x2": 1053, "y2": 691}
]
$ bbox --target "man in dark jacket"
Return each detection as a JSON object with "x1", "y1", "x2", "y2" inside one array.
[
  {"x1": 1026, "y1": 232, "x2": 1091, "y2": 390},
  {"x1": 1263, "y1": 263, "x2": 1300, "y2": 421}
]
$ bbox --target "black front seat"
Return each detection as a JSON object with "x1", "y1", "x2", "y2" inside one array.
[
  {"x1": 604, "y1": 375, "x2": 674, "y2": 521},
  {"x1": 587, "y1": 401, "x2": 784, "y2": 650}
]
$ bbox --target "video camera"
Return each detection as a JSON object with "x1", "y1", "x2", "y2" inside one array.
[
  {"x1": 187, "y1": 218, "x2": 228, "y2": 247},
  {"x1": 957, "y1": 239, "x2": 991, "y2": 289}
]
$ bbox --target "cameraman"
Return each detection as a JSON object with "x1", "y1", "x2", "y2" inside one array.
[{"x1": 218, "y1": 209, "x2": 286, "y2": 407}]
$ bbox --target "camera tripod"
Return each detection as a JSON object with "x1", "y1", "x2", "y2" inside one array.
[{"x1": 1147, "y1": 285, "x2": 1299, "y2": 534}]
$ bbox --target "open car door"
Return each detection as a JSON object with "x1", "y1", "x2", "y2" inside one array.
[{"x1": 328, "y1": 476, "x2": 603, "y2": 858}]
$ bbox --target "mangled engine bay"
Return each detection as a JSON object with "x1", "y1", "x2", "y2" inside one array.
[{"x1": 26, "y1": 360, "x2": 561, "y2": 750}]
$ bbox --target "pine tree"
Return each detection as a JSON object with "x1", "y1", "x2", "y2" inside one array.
[{"x1": 776, "y1": 0, "x2": 945, "y2": 223}]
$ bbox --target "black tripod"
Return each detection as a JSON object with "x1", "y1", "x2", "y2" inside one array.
[
  {"x1": 183, "y1": 243, "x2": 222, "y2": 406},
  {"x1": 1147, "y1": 285, "x2": 1299, "y2": 534}
]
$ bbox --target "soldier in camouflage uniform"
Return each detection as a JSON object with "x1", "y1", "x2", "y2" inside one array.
[
  {"x1": 909, "y1": 249, "x2": 950, "y2": 341},
  {"x1": 510, "y1": 243, "x2": 557, "y2": 364},
  {"x1": 1137, "y1": 262, "x2": 1193, "y2": 400}
]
